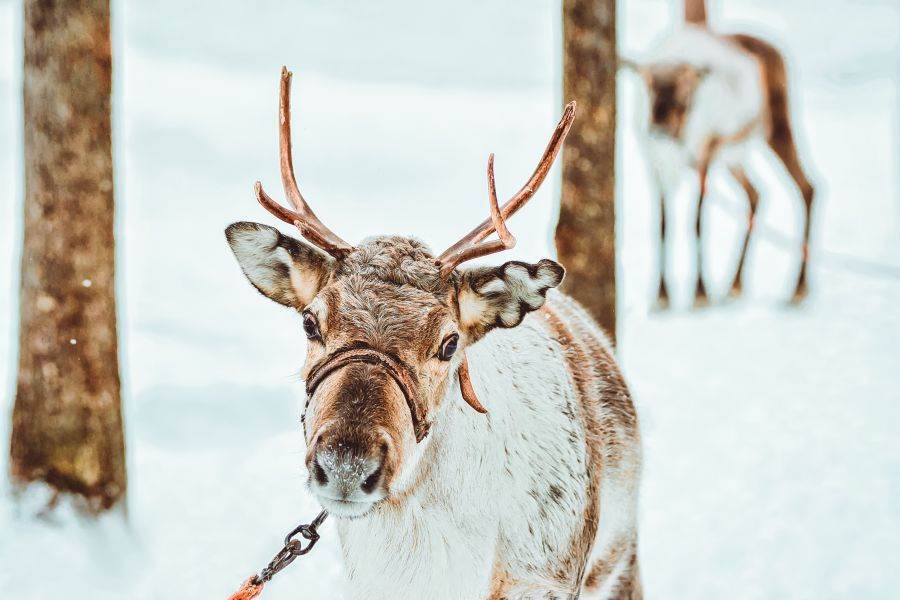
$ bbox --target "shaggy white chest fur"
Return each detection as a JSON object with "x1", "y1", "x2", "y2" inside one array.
[{"x1": 332, "y1": 298, "x2": 638, "y2": 599}]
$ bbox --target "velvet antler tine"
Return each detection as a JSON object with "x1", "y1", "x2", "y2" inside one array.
[
  {"x1": 436, "y1": 102, "x2": 576, "y2": 266},
  {"x1": 251, "y1": 68, "x2": 354, "y2": 259},
  {"x1": 486, "y1": 154, "x2": 515, "y2": 249},
  {"x1": 437, "y1": 239, "x2": 512, "y2": 280},
  {"x1": 275, "y1": 67, "x2": 354, "y2": 258},
  {"x1": 255, "y1": 181, "x2": 348, "y2": 253},
  {"x1": 437, "y1": 154, "x2": 517, "y2": 279},
  {"x1": 278, "y1": 67, "x2": 307, "y2": 213},
  {"x1": 255, "y1": 181, "x2": 300, "y2": 225}
]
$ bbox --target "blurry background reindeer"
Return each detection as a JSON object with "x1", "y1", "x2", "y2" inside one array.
[{"x1": 627, "y1": 0, "x2": 816, "y2": 308}]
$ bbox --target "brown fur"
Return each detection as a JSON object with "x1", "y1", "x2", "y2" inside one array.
[
  {"x1": 645, "y1": 1, "x2": 816, "y2": 306},
  {"x1": 644, "y1": 63, "x2": 707, "y2": 139},
  {"x1": 458, "y1": 259, "x2": 565, "y2": 342},
  {"x1": 726, "y1": 33, "x2": 815, "y2": 299},
  {"x1": 727, "y1": 32, "x2": 815, "y2": 301},
  {"x1": 299, "y1": 237, "x2": 457, "y2": 493},
  {"x1": 226, "y1": 224, "x2": 630, "y2": 596},
  {"x1": 728, "y1": 164, "x2": 760, "y2": 295},
  {"x1": 540, "y1": 303, "x2": 602, "y2": 590},
  {"x1": 725, "y1": 33, "x2": 814, "y2": 204},
  {"x1": 304, "y1": 362, "x2": 406, "y2": 490},
  {"x1": 228, "y1": 232, "x2": 567, "y2": 510},
  {"x1": 487, "y1": 556, "x2": 516, "y2": 600},
  {"x1": 539, "y1": 297, "x2": 641, "y2": 596}
]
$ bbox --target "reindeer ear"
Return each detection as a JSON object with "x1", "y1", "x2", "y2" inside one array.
[
  {"x1": 225, "y1": 222, "x2": 333, "y2": 308},
  {"x1": 457, "y1": 259, "x2": 564, "y2": 342}
]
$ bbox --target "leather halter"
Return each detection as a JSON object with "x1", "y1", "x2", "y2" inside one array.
[{"x1": 305, "y1": 345, "x2": 431, "y2": 442}]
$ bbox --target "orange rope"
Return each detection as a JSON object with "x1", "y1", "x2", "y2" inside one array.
[{"x1": 228, "y1": 577, "x2": 264, "y2": 600}]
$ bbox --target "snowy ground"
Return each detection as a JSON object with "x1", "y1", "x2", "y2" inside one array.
[{"x1": 1, "y1": 0, "x2": 899, "y2": 598}]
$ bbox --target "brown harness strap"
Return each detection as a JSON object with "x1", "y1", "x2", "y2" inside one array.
[
  {"x1": 305, "y1": 345, "x2": 431, "y2": 442},
  {"x1": 458, "y1": 353, "x2": 487, "y2": 414}
]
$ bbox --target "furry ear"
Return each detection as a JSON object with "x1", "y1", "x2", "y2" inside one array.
[
  {"x1": 225, "y1": 222, "x2": 333, "y2": 308},
  {"x1": 457, "y1": 259, "x2": 565, "y2": 342}
]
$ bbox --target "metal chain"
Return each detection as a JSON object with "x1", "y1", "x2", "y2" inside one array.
[{"x1": 252, "y1": 510, "x2": 328, "y2": 586}]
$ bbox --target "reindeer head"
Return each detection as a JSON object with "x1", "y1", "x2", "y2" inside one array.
[
  {"x1": 226, "y1": 68, "x2": 574, "y2": 518},
  {"x1": 635, "y1": 61, "x2": 710, "y2": 139}
]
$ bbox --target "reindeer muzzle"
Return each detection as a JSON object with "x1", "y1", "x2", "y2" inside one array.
[{"x1": 305, "y1": 345, "x2": 431, "y2": 443}]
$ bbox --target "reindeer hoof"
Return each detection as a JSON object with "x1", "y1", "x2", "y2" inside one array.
[
  {"x1": 692, "y1": 293, "x2": 710, "y2": 309},
  {"x1": 653, "y1": 296, "x2": 670, "y2": 311},
  {"x1": 790, "y1": 283, "x2": 808, "y2": 304}
]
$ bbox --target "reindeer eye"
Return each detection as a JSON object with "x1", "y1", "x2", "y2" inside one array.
[
  {"x1": 302, "y1": 311, "x2": 321, "y2": 341},
  {"x1": 438, "y1": 334, "x2": 459, "y2": 361}
]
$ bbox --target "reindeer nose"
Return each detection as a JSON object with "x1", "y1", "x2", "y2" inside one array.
[{"x1": 311, "y1": 444, "x2": 384, "y2": 499}]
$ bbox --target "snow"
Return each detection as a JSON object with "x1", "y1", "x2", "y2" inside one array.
[{"x1": 1, "y1": 0, "x2": 899, "y2": 598}]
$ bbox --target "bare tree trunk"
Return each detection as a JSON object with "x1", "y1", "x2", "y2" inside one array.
[
  {"x1": 10, "y1": 0, "x2": 125, "y2": 514},
  {"x1": 556, "y1": 0, "x2": 618, "y2": 342}
]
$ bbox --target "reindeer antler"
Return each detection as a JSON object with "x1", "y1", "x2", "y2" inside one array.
[
  {"x1": 255, "y1": 67, "x2": 354, "y2": 259},
  {"x1": 437, "y1": 154, "x2": 517, "y2": 279},
  {"x1": 435, "y1": 101, "x2": 577, "y2": 279}
]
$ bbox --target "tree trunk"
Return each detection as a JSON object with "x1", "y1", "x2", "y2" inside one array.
[
  {"x1": 10, "y1": 0, "x2": 125, "y2": 514},
  {"x1": 556, "y1": 0, "x2": 618, "y2": 342}
]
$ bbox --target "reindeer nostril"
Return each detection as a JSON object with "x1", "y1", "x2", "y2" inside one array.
[
  {"x1": 313, "y1": 459, "x2": 329, "y2": 486},
  {"x1": 360, "y1": 463, "x2": 383, "y2": 494}
]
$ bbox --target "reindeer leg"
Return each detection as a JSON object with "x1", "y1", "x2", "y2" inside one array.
[
  {"x1": 614, "y1": 553, "x2": 643, "y2": 600},
  {"x1": 693, "y1": 162, "x2": 711, "y2": 308},
  {"x1": 767, "y1": 105, "x2": 815, "y2": 303},
  {"x1": 794, "y1": 190, "x2": 814, "y2": 302},
  {"x1": 727, "y1": 165, "x2": 759, "y2": 298},
  {"x1": 581, "y1": 539, "x2": 642, "y2": 599},
  {"x1": 656, "y1": 193, "x2": 670, "y2": 310}
]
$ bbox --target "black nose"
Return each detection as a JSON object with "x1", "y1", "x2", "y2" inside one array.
[
  {"x1": 359, "y1": 462, "x2": 384, "y2": 494},
  {"x1": 311, "y1": 441, "x2": 384, "y2": 498}
]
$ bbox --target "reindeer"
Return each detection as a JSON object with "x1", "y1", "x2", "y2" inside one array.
[
  {"x1": 225, "y1": 68, "x2": 642, "y2": 599},
  {"x1": 629, "y1": 0, "x2": 816, "y2": 307}
]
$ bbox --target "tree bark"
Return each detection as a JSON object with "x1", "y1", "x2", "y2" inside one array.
[
  {"x1": 10, "y1": 0, "x2": 125, "y2": 513},
  {"x1": 556, "y1": 0, "x2": 618, "y2": 342}
]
